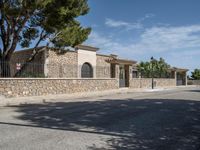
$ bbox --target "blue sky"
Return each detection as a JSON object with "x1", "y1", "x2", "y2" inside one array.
[{"x1": 78, "y1": 0, "x2": 200, "y2": 73}]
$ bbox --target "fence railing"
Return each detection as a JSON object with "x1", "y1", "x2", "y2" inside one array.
[
  {"x1": 0, "y1": 61, "x2": 45, "y2": 78},
  {"x1": 0, "y1": 61, "x2": 112, "y2": 78},
  {"x1": 0, "y1": 61, "x2": 176, "y2": 79}
]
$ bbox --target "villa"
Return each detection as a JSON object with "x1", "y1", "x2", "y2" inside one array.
[{"x1": 0, "y1": 45, "x2": 188, "y2": 97}]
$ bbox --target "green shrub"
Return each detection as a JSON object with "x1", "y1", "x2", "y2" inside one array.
[{"x1": 18, "y1": 72, "x2": 46, "y2": 78}]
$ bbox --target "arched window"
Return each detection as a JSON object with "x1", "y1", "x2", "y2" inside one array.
[{"x1": 81, "y1": 63, "x2": 93, "y2": 78}]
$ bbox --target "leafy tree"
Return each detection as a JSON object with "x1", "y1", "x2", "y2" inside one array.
[
  {"x1": 137, "y1": 61, "x2": 151, "y2": 78},
  {"x1": 0, "y1": 0, "x2": 91, "y2": 77},
  {"x1": 155, "y1": 57, "x2": 171, "y2": 78},
  {"x1": 191, "y1": 69, "x2": 200, "y2": 80},
  {"x1": 137, "y1": 57, "x2": 171, "y2": 78}
]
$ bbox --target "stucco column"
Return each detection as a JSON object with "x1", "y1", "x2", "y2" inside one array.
[
  {"x1": 174, "y1": 71, "x2": 177, "y2": 86},
  {"x1": 185, "y1": 72, "x2": 188, "y2": 86},
  {"x1": 129, "y1": 65, "x2": 132, "y2": 79},
  {"x1": 128, "y1": 65, "x2": 132, "y2": 88},
  {"x1": 116, "y1": 65, "x2": 119, "y2": 79},
  {"x1": 77, "y1": 48, "x2": 97, "y2": 78},
  {"x1": 44, "y1": 50, "x2": 49, "y2": 77},
  {"x1": 116, "y1": 65, "x2": 120, "y2": 88}
]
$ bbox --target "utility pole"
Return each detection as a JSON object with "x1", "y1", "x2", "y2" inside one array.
[{"x1": 151, "y1": 56, "x2": 154, "y2": 89}]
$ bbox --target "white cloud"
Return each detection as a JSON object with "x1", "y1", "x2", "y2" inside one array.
[
  {"x1": 105, "y1": 18, "x2": 143, "y2": 30},
  {"x1": 86, "y1": 31, "x2": 133, "y2": 56},
  {"x1": 86, "y1": 24, "x2": 200, "y2": 70},
  {"x1": 88, "y1": 25, "x2": 200, "y2": 54},
  {"x1": 105, "y1": 13, "x2": 155, "y2": 30},
  {"x1": 138, "y1": 13, "x2": 155, "y2": 22},
  {"x1": 134, "y1": 25, "x2": 200, "y2": 53}
]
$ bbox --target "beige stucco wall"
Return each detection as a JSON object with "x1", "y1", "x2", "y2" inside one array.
[
  {"x1": 77, "y1": 49, "x2": 97, "y2": 78},
  {"x1": 130, "y1": 78, "x2": 176, "y2": 88},
  {"x1": 0, "y1": 78, "x2": 118, "y2": 97}
]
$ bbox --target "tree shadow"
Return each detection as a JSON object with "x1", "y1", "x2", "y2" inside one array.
[
  {"x1": 3, "y1": 98, "x2": 200, "y2": 150},
  {"x1": 187, "y1": 90, "x2": 200, "y2": 93}
]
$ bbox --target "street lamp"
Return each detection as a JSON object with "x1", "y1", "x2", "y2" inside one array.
[{"x1": 151, "y1": 56, "x2": 154, "y2": 89}]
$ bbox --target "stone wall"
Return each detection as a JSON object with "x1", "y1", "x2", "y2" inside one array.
[
  {"x1": 188, "y1": 80, "x2": 200, "y2": 85},
  {"x1": 155, "y1": 78, "x2": 176, "y2": 87},
  {"x1": 47, "y1": 50, "x2": 78, "y2": 78},
  {"x1": 46, "y1": 51, "x2": 113, "y2": 79},
  {"x1": 0, "y1": 78, "x2": 118, "y2": 97},
  {"x1": 96, "y1": 55, "x2": 111, "y2": 78},
  {"x1": 130, "y1": 78, "x2": 176, "y2": 88},
  {"x1": 8, "y1": 49, "x2": 115, "y2": 79},
  {"x1": 130, "y1": 78, "x2": 151, "y2": 88},
  {"x1": 0, "y1": 77, "x2": 179, "y2": 98}
]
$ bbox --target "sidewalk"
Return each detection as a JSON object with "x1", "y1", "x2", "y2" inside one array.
[{"x1": 0, "y1": 86, "x2": 192, "y2": 107}]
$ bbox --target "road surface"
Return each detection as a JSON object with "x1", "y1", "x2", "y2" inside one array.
[{"x1": 0, "y1": 87, "x2": 200, "y2": 150}]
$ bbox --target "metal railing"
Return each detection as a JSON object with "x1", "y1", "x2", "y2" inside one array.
[
  {"x1": 0, "y1": 61, "x2": 45, "y2": 78},
  {"x1": 0, "y1": 61, "x2": 112, "y2": 78},
  {"x1": 0, "y1": 61, "x2": 176, "y2": 79}
]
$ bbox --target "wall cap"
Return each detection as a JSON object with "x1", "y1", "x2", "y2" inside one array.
[{"x1": 0, "y1": 78, "x2": 117, "y2": 80}]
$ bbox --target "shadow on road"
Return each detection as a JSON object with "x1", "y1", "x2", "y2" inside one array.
[
  {"x1": 3, "y1": 98, "x2": 200, "y2": 150},
  {"x1": 187, "y1": 90, "x2": 200, "y2": 93}
]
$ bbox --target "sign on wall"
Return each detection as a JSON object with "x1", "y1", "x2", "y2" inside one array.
[{"x1": 16, "y1": 63, "x2": 21, "y2": 70}]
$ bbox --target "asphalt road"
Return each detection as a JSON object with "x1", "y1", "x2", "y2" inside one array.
[{"x1": 0, "y1": 87, "x2": 200, "y2": 150}]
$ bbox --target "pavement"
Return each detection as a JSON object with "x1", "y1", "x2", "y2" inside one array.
[
  {"x1": 0, "y1": 86, "x2": 188, "y2": 107},
  {"x1": 0, "y1": 86, "x2": 200, "y2": 150}
]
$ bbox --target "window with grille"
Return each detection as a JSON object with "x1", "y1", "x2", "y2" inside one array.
[{"x1": 81, "y1": 63, "x2": 93, "y2": 78}]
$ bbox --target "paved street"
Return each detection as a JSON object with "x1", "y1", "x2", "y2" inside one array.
[{"x1": 0, "y1": 87, "x2": 200, "y2": 150}]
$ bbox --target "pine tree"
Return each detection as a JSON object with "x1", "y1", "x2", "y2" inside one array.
[{"x1": 0, "y1": 0, "x2": 91, "y2": 77}]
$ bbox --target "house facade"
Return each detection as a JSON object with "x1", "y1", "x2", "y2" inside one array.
[
  {"x1": 10, "y1": 45, "x2": 137, "y2": 88},
  {"x1": 0, "y1": 45, "x2": 188, "y2": 97},
  {"x1": 10, "y1": 45, "x2": 188, "y2": 87}
]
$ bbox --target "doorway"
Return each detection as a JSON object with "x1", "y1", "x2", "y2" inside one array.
[
  {"x1": 176, "y1": 72, "x2": 186, "y2": 86},
  {"x1": 119, "y1": 65, "x2": 129, "y2": 88}
]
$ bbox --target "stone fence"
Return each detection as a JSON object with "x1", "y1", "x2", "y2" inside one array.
[
  {"x1": 0, "y1": 78, "x2": 118, "y2": 97},
  {"x1": 130, "y1": 78, "x2": 176, "y2": 89},
  {"x1": 188, "y1": 80, "x2": 200, "y2": 85},
  {"x1": 0, "y1": 78, "x2": 177, "y2": 98}
]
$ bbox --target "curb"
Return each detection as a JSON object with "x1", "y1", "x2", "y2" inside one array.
[{"x1": 0, "y1": 86, "x2": 195, "y2": 107}]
